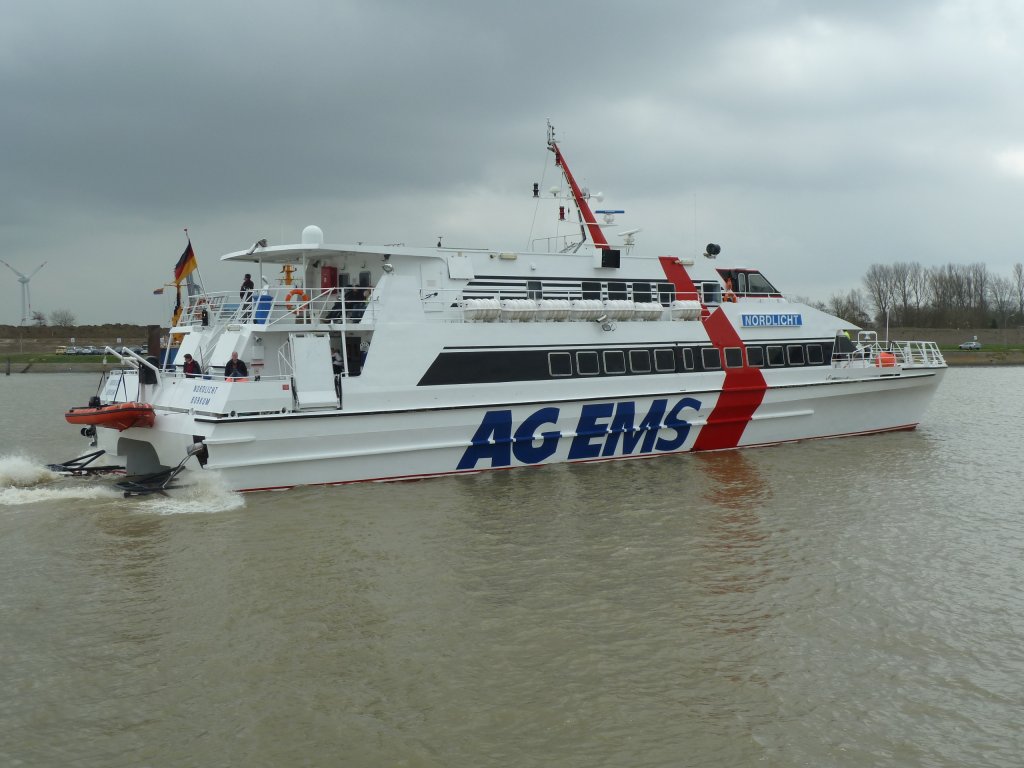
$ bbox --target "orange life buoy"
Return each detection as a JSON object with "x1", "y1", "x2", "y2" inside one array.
[
  {"x1": 875, "y1": 351, "x2": 897, "y2": 368},
  {"x1": 285, "y1": 288, "x2": 310, "y2": 313}
]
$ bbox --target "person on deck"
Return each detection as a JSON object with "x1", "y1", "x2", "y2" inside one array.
[
  {"x1": 240, "y1": 273, "x2": 255, "y2": 318},
  {"x1": 182, "y1": 353, "x2": 201, "y2": 378},
  {"x1": 224, "y1": 351, "x2": 248, "y2": 380}
]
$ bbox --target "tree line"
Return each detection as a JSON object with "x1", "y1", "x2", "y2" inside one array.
[{"x1": 812, "y1": 261, "x2": 1024, "y2": 329}]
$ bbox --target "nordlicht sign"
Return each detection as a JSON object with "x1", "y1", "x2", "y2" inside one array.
[{"x1": 741, "y1": 313, "x2": 803, "y2": 327}]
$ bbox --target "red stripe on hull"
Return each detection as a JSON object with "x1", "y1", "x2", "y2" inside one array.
[{"x1": 693, "y1": 308, "x2": 768, "y2": 451}]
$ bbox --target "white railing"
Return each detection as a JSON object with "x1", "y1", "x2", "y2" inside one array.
[
  {"x1": 831, "y1": 337, "x2": 946, "y2": 368},
  {"x1": 179, "y1": 286, "x2": 379, "y2": 328}
]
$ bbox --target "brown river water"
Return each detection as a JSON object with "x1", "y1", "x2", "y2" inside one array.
[{"x1": 1, "y1": 369, "x2": 1022, "y2": 767}]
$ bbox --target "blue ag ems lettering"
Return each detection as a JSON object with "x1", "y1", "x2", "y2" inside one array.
[
  {"x1": 457, "y1": 407, "x2": 561, "y2": 470},
  {"x1": 459, "y1": 397, "x2": 703, "y2": 469}
]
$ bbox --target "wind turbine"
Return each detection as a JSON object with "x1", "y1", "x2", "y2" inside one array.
[{"x1": 1, "y1": 259, "x2": 47, "y2": 325}]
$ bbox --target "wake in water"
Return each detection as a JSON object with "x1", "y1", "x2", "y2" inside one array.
[
  {"x1": 0, "y1": 454, "x2": 243, "y2": 512},
  {"x1": 134, "y1": 470, "x2": 245, "y2": 515},
  {"x1": 0, "y1": 455, "x2": 123, "y2": 505},
  {"x1": 0, "y1": 454, "x2": 61, "y2": 488}
]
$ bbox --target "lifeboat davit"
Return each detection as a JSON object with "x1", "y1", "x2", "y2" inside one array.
[{"x1": 64, "y1": 402, "x2": 156, "y2": 431}]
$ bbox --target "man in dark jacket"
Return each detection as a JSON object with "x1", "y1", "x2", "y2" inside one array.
[{"x1": 224, "y1": 351, "x2": 248, "y2": 379}]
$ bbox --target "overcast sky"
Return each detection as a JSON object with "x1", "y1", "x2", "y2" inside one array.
[{"x1": 3, "y1": 0, "x2": 1024, "y2": 326}]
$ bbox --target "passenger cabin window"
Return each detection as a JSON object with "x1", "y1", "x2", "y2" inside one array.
[
  {"x1": 629, "y1": 349, "x2": 651, "y2": 373},
  {"x1": 701, "y1": 282, "x2": 722, "y2": 304},
  {"x1": 340, "y1": 272, "x2": 352, "y2": 287},
  {"x1": 527, "y1": 280, "x2": 543, "y2": 300},
  {"x1": 607, "y1": 281, "x2": 628, "y2": 301},
  {"x1": 767, "y1": 345, "x2": 785, "y2": 366},
  {"x1": 582, "y1": 281, "x2": 602, "y2": 300},
  {"x1": 576, "y1": 351, "x2": 600, "y2": 376},
  {"x1": 702, "y1": 347, "x2": 722, "y2": 370},
  {"x1": 548, "y1": 352, "x2": 572, "y2": 377},
  {"x1": 654, "y1": 348, "x2": 675, "y2": 372},
  {"x1": 787, "y1": 345, "x2": 805, "y2": 365},
  {"x1": 724, "y1": 347, "x2": 744, "y2": 368},
  {"x1": 359, "y1": 271, "x2": 372, "y2": 287},
  {"x1": 658, "y1": 282, "x2": 675, "y2": 306},
  {"x1": 633, "y1": 283, "x2": 653, "y2": 303},
  {"x1": 681, "y1": 347, "x2": 695, "y2": 370},
  {"x1": 807, "y1": 344, "x2": 824, "y2": 365},
  {"x1": 746, "y1": 346, "x2": 765, "y2": 368},
  {"x1": 603, "y1": 350, "x2": 626, "y2": 374}
]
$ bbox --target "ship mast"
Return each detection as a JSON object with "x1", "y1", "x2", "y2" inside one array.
[{"x1": 547, "y1": 122, "x2": 609, "y2": 250}]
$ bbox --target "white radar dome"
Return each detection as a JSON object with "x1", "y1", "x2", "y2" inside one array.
[{"x1": 301, "y1": 225, "x2": 324, "y2": 246}]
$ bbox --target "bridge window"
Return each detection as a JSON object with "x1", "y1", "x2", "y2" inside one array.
[
  {"x1": 767, "y1": 345, "x2": 785, "y2": 367},
  {"x1": 787, "y1": 345, "x2": 805, "y2": 365},
  {"x1": 548, "y1": 352, "x2": 572, "y2": 377},
  {"x1": 603, "y1": 350, "x2": 626, "y2": 374},
  {"x1": 654, "y1": 348, "x2": 675, "y2": 372},
  {"x1": 576, "y1": 351, "x2": 600, "y2": 376},
  {"x1": 745, "y1": 272, "x2": 777, "y2": 295},
  {"x1": 724, "y1": 347, "x2": 744, "y2": 368},
  {"x1": 629, "y1": 349, "x2": 651, "y2": 373},
  {"x1": 746, "y1": 346, "x2": 765, "y2": 367}
]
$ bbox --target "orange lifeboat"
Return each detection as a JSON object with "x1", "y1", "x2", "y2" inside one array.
[{"x1": 64, "y1": 402, "x2": 156, "y2": 431}]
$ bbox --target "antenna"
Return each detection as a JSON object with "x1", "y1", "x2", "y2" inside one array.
[{"x1": 1, "y1": 259, "x2": 46, "y2": 325}]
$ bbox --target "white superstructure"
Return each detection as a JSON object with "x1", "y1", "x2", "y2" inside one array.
[{"x1": 73, "y1": 124, "x2": 946, "y2": 492}]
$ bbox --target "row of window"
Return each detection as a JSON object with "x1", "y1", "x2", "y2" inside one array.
[
  {"x1": 546, "y1": 343, "x2": 828, "y2": 378},
  {"x1": 466, "y1": 278, "x2": 685, "y2": 306},
  {"x1": 465, "y1": 273, "x2": 780, "y2": 306}
]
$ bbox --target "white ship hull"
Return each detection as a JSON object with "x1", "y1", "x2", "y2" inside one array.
[{"x1": 67, "y1": 123, "x2": 947, "y2": 493}]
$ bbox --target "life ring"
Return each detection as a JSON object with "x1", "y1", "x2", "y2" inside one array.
[{"x1": 285, "y1": 288, "x2": 310, "y2": 314}]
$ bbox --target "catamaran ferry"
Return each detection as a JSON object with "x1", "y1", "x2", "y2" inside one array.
[{"x1": 62, "y1": 123, "x2": 946, "y2": 493}]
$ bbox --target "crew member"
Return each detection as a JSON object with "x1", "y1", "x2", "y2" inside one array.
[{"x1": 240, "y1": 273, "x2": 255, "y2": 318}]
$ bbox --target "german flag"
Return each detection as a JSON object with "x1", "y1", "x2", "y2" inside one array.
[{"x1": 174, "y1": 240, "x2": 197, "y2": 285}]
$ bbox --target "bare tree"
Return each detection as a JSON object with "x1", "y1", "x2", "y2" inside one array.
[
  {"x1": 862, "y1": 264, "x2": 894, "y2": 324},
  {"x1": 49, "y1": 309, "x2": 76, "y2": 327},
  {"x1": 1013, "y1": 263, "x2": 1024, "y2": 322},
  {"x1": 988, "y1": 275, "x2": 1015, "y2": 328},
  {"x1": 31, "y1": 310, "x2": 47, "y2": 326},
  {"x1": 826, "y1": 289, "x2": 871, "y2": 327}
]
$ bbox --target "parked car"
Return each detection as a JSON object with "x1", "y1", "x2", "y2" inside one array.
[{"x1": 958, "y1": 340, "x2": 982, "y2": 350}]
